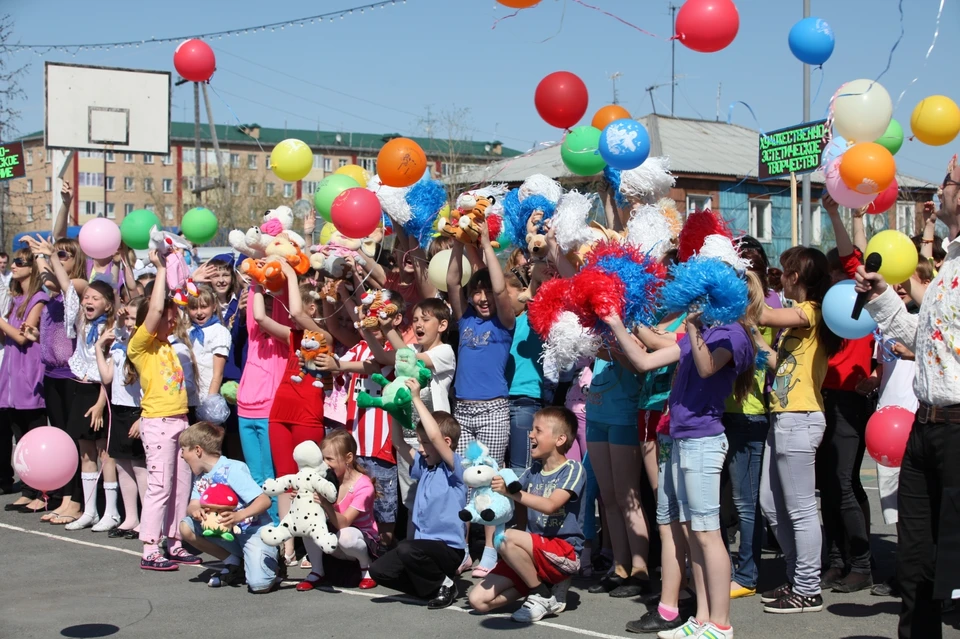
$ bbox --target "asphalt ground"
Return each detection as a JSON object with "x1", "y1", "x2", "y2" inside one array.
[{"x1": 1, "y1": 464, "x2": 957, "y2": 639}]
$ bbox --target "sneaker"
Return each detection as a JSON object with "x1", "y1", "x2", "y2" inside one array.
[
  {"x1": 610, "y1": 574, "x2": 653, "y2": 598},
  {"x1": 512, "y1": 593, "x2": 560, "y2": 623},
  {"x1": 166, "y1": 546, "x2": 203, "y2": 565},
  {"x1": 427, "y1": 582, "x2": 458, "y2": 610},
  {"x1": 763, "y1": 591, "x2": 823, "y2": 614},
  {"x1": 698, "y1": 622, "x2": 734, "y2": 638},
  {"x1": 551, "y1": 578, "x2": 571, "y2": 613},
  {"x1": 208, "y1": 562, "x2": 244, "y2": 588},
  {"x1": 760, "y1": 582, "x2": 792, "y2": 603},
  {"x1": 625, "y1": 609, "x2": 685, "y2": 634},
  {"x1": 140, "y1": 552, "x2": 179, "y2": 571},
  {"x1": 656, "y1": 617, "x2": 702, "y2": 639},
  {"x1": 870, "y1": 578, "x2": 900, "y2": 597}
]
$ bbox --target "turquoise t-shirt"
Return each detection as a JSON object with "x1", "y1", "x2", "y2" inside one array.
[
  {"x1": 507, "y1": 312, "x2": 544, "y2": 399},
  {"x1": 584, "y1": 358, "x2": 640, "y2": 426},
  {"x1": 638, "y1": 313, "x2": 686, "y2": 412}
]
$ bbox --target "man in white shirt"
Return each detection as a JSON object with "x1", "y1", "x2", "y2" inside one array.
[
  {"x1": 856, "y1": 154, "x2": 960, "y2": 639},
  {"x1": 0, "y1": 252, "x2": 10, "y2": 287}
]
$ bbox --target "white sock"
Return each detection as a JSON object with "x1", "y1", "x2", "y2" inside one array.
[
  {"x1": 361, "y1": 568, "x2": 371, "y2": 580},
  {"x1": 102, "y1": 482, "x2": 119, "y2": 521},
  {"x1": 81, "y1": 473, "x2": 99, "y2": 518},
  {"x1": 442, "y1": 576, "x2": 454, "y2": 588}
]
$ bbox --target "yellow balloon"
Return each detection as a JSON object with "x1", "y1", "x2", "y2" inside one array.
[
  {"x1": 270, "y1": 139, "x2": 313, "y2": 182},
  {"x1": 865, "y1": 229, "x2": 918, "y2": 285},
  {"x1": 438, "y1": 204, "x2": 451, "y2": 220},
  {"x1": 427, "y1": 249, "x2": 472, "y2": 293},
  {"x1": 318, "y1": 222, "x2": 336, "y2": 246},
  {"x1": 911, "y1": 95, "x2": 960, "y2": 146},
  {"x1": 334, "y1": 164, "x2": 369, "y2": 188}
]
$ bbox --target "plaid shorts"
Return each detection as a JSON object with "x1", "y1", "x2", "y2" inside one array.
[
  {"x1": 358, "y1": 456, "x2": 398, "y2": 525},
  {"x1": 454, "y1": 398, "x2": 510, "y2": 468}
]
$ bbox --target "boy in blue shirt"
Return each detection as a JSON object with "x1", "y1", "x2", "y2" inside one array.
[
  {"x1": 469, "y1": 407, "x2": 586, "y2": 623},
  {"x1": 177, "y1": 421, "x2": 280, "y2": 593},
  {"x1": 369, "y1": 378, "x2": 467, "y2": 609}
]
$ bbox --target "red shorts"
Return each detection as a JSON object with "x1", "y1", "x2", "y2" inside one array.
[
  {"x1": 489, "y1": 534, "x2": 579, "y2": 596},
  {"x1": 637, "y1": 410, "x2": 661, "y2": 444}
]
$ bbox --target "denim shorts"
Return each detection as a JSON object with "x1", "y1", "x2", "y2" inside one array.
[
  {"x1": 659, "y1": 433, "x2": 728, "y2": 532},
  {"x1": 586, "y1": 420, "x2": 640, "y2": 447},
  {"x1": 358, "y1": 456, "x2": 398, "y2": 524}
]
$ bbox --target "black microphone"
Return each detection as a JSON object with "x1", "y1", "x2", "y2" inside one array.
[{"x1": 852, "y1": 252, "x2": 882, "y2": 321}]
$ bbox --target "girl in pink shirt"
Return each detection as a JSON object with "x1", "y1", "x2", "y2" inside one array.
[{"x1": 296, "y1": 428, "x2": 380, "y2": 592}]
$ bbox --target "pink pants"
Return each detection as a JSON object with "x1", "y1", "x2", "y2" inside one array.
[{"x1": 138, "y1": 415, "x2": 191, "y2": 545}]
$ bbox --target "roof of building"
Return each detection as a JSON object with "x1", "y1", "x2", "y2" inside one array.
[
  {"x1": 16, "y1": 122, "x2": 522, "y2": 159},
  {"x1": 449, "y1": 114, "x2": 937, "y2": 190}
]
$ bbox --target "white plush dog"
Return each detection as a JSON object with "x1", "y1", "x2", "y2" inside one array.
[{"x1": 259, "y1": 441, "x2": 339, "y2": 553}]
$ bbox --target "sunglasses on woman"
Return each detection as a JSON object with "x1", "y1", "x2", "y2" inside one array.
[
  {"x1": 12, "y1": 257, "x2": 33, "y2": 268},
  {"x1": 57, "y1": 250, "x2": 74, "y2": 260}
]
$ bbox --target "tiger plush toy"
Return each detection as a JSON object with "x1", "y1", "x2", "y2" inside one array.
[
  {"x1": 291, "y1": 330, "x2": 333, "y2": 390},
  {"x1": 354, "y1": 289, "x2": 400, "y2": 330},
  {"x1": 438, "y1": 188, "x2": 504, "y2": 248}
]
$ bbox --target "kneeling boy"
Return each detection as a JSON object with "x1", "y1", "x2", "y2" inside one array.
[{"x1": 469, "y1": 407, "x2": 585, "y2": 623}]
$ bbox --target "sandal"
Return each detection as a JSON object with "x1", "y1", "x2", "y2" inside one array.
[
  {"x1": 299, "y1": 557, "x2": 312, "y2": 570},
  {"x1": 48, "y1": 513, "x2": 78, "y2": 525},
  {"x1": 40, "y1": 510, "x2": 66, "y2": 522}
]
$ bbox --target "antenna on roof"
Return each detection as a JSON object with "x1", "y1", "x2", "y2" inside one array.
[
  {"x1": 609, "y1": 72, "x2": 622, "y2": 105},
  {"x1": 716, "y1": 82, "x2": 722, "y2": 122}
]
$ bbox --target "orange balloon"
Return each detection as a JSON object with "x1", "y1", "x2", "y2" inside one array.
[
  {"x1": 838, "y1": 142, "x2": 896, "y2": 195},
  {"x1": 592, "y1": 105, "x2": 632, "y2": 131},
  {"x1": 377, "y1": 138, "x2": 428, "y2": 188},
  {"x1": 497, "y1": 0, "x2": 541, "y2": 7}
]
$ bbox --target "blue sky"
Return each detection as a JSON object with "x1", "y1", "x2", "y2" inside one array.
[{"x1": 7, "y1": 0, "x2": 957, "y2": 183}]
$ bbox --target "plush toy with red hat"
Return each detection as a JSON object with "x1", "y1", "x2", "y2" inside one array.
[{"x1": 199, "y1": 483, "x2": 246, "y2": 542}]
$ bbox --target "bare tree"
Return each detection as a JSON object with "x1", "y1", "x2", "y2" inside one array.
[{"x1": 418, "y1": 106, "x2": 477, "y2": 201}]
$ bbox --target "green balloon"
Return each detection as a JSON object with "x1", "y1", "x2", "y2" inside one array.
[
  {"x1": 181, "y1": 207, "x2": 219, "y2": 245},
  {"x1": 561, "y1": 126, "x2": 606, "y2": 176},
  {"x1": 314, "y1": 174, "x2": 360, "y2": 223},
  {"x1": 875, "y1": 119, "x2": 904, "y2": 156},
  {"x1": 120, "y1": 209, "x2": 161, "y2": 250}
]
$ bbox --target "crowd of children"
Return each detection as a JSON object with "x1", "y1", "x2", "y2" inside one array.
[{"x1": 1, "y1": 167, "x2": 956, "y2": 639}]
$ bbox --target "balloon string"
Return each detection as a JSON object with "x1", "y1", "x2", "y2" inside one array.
[
  {"x1": 209, "y1": 84, "x2": 266, "y2": 154},
  {"x1": 568, "y1": 0, "x2": 665, "y2": 39},
  {"x1": 895, "y1": 0, "x2": 944, "y2": 109},
  {"x1": 873, "y1": 0, "x2": 905, "y2": 84},
  {"x1": 491, "y1": 9, "x2": 522, "y2": 30},
  {"x1": 810, "y1": 65, "x2": 825, "y2": 108},
  {"x1": 726, "y1": 101, "x2": 768, "y2": 136}
]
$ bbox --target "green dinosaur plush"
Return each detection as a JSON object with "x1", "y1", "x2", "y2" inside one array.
[{"x1": 356, "y1": 347, "x2": 433, "y2": 430}]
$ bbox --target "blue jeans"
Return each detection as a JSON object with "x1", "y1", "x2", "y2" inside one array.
[
  {"x1": 580, "y1": 452, "x2": 600, "y2": 541},
  {"x1": 665, "y1": 434, "x2": 728, "y2": 532},
  {"x1": 183, "y1": 518, "x2": 279, "y2": 591},
  {"x1": 508, "y1": 396, "x2": 541, "y2": 472},
  {"x1": 722, "y1": 413, "x2": 769, "y2": 589},
  {"x1": 238, "y1": 417, "x2": 278, "y2": 524}
]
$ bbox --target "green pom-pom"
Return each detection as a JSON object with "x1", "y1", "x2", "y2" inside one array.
[{"x1": 220, "y1": 381, "x2": 239, "y2": 404}]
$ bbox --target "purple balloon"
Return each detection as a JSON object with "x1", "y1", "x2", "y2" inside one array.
[
  {"x1": 13, "y1": 427, "x2": 78, "y2": 493},
  {"x1": 826, "y1": 158, "x2": 877, "y2": 209}
]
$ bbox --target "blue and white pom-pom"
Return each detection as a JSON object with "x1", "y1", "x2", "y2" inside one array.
[
  {"x1": 403, "y1": 179, "x2": 447, "y2": 247},
  {"x1": 603, "y1": 166, "x2": 628, "y2": 209},
  {"x1": 659, "y1": 257, "x2": 748, "y2": 327},
  {"x1": 619, "y1": 156, "x2": 675, "y2": 204},
  {"x1": 518, "y1": 174, "x2": 563, "y2": 204}
]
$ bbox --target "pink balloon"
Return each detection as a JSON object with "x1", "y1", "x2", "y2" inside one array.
[
  {"x1": 865, "y1": 405, "x2": 914, "y2": 468},
  {"x1": 13, "y1": 427, "x2": 78, "y2": 492},
  {"x1": 79, "y1": 218, "x2": 121, "y2": 260},
  {"x1": 825, "y1": 158, "x2": 878, "y2": 209},
  {"x1": 331, "y1": 188, "x2": 381, "y2": 239}
]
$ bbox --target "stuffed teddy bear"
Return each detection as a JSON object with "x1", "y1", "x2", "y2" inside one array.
[
  {"x1": 259, "y1": 441, "x2": 340, "y2": 553},
  {"x1": 438, "y1": 192, "x2": 502, "y2": 248},
  {"x1": 355, "y1": 347, "x2": 433, "y2": 430},
  {"x1": 354, "y1": 289, "x2": 399, "y2": 330},
  {"x1": 148, "y1": 225, "x2": 198, "y2": 306},
  {"x1": 291, "y1": 329, "x2": 333, "y2": 391},
  {"x1": 458, "y1": 441, "x2": 521, "y2": 548},
  {"x1": 240, "y1": 232, "x2": 311, "y2": 293},
  {"x1": 199, "y1": 483, "x2": 246, "y2": 542},
  {"x1": 229, "y1": 206, "x2": 306, "y2": 259}
]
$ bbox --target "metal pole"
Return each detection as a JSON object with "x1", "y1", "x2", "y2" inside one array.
[
  {"x1": 194, "y1": 82, "x2": 202, "y2": 206},
  {"x1": 671, "y1": 5, "x2": 677, "y2": 116},
  {"x1": 800, "y1": 0, "x2": 812, "y2": 246}
]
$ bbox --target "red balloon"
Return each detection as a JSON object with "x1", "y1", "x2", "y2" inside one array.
[
  {"x1": 174, "y1": 39, "x2": 216, "y2": 82},
  {"x1": 331, "y1": 188, "x2": 381, "y2": 239},
  {"x1": 866, "y1": 179, "x2": 899, "y2": 214},
  {"x1": 535, "y1": 71, "x2": 589, "y2": 130},
  {"x1": 675, "y1": 0, "x2": 740, "y2": 53},
  {"x1": 865, "y1": 405, "x2": 914, "y2": 468}
]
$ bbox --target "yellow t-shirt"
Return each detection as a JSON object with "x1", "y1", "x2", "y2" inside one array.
[
  {"x1": 769, "y1": 301, "x2": 827, "y2": 413},
  {"x1": 725, "y1": 323, "x2": 774, "y2": 416},
  {"x1": 127, "y1": 324, "x2": 188, "y2": 418}
]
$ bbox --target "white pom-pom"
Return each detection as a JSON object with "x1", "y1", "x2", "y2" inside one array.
[
  {"x1": 625, "y1": 204, "x2": 674, "y2": 260},
  {"x1": 519, "y1": 174, "x2": 563, "y2": 203},
  {"x1": 368, "y1": 175, "x2": 412, "y2": 225},
  {"x1": 552, "y1": 190, "x2": 597, "y2": 253},
  {"x1": 698, "y1": 234, "x2": 752, "y2": 273},
  {"x1": 544, "y1": 312, "x2": 601, "y2": 372},
  {"x1": 619, "y1": 157, "x2": 675, "y2": 204}
]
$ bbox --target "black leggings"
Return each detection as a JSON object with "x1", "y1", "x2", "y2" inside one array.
[
  {"x1": 42, "y1": 377, "x2": 75, "y2": 499},
  {"x1": 1, "y1": 408, "x2": 48, "y2": 498}
]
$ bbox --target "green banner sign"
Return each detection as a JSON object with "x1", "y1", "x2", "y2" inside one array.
[
  {"x1": 0, "y1": 142, "x2": 26, "y2": 181},
  {"x1": 758, "y1": 120, "x2": 827, "y2": 181}
]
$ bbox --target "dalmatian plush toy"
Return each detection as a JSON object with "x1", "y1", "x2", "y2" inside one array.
[{"x1": 259, "y1": 441, "x2": 339, "y2": 553}]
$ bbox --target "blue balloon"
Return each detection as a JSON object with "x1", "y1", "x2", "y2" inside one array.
[
  {"x1": 788, "y1": 17, "x2": 835, "y2": 66},
  {"x1": 822, "y1": 133, "x2": 849, "y2": 167},
  {"x1": 598, "y1": 119, "x2": 650, "y2": 171},
  {"x1": 822, "y1": 280, "x2": 877, "y2": 340}
]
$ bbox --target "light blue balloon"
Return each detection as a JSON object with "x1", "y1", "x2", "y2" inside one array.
[
  {"x1": 822, "y1": 134, "x2": 848, "y2": 167},
  {"x1": 789, "y1": 17, "x2": 835, "y2": 66},
  {"x1": 822, "y1": 280, "x2": 877, "y2": 339},
  {"x1": 598, "y1": 119, "x2": 650, "y2": 171}
]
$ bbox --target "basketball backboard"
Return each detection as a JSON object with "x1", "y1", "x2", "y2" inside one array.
[{"x1": 45, "y1": 62, "x2": 171, "y2": 155}]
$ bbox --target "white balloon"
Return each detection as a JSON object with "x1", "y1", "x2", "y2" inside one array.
[
  {"x1": 427, "y1": 249, "x2": 472, "y2": 293},
  {"x1": 833, "y1": 79, "x2": 893, "y2": 143}
]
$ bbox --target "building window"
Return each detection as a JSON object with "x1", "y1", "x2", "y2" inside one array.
[
  {"x1": 266, "y1": 156, "x2": 271, "y2": 170},
  {"x1": 45, "y1": 149, "x2": 52, "y2": 162},
  {"x1": 265, "y1": 183, "x2": 275, "y2": 197},
  {"x1": 302, "y1": 181, "x2": 319, "y2": 195},
  {"x1": 124, "y1": 153, "x2": 134, "y2": 163},
  {"x1": 143, "y1": 153, "x2": 154, "y2": 164},
  {"x1": 26, "y1": 205, "x2": 33, "y2": 221},
  {"x1": 323, "y1": 157, "x2": 332, "y2": 172},
  {"x1": 896, "y1": 201, "x2": 915, "y2": 234},
  {"x1": 247, "y1": 154, "x2": 257, "y2": 169},
  {"x1": 45, "y1": 204, "x2": 52, "y2": 220},
  {"x1": 164, "y1": 205, "x2": 174, "y2": 220},
  {"x1": 106, "y1": 203, "x2": 116, "y2": 219},
  {"x1": 82, "y1": 201, "x2": 104, "y2": 217},
  {"x1": 230, "y1": 153, "x2": 240, "y2": 168},
  {"x1": 26, "y1": 179, "x2": 32, "y2": 193},
  {"x1": 78, "y1": 172, "x2": 104, "y2": 187},
  {"x1": 144, "y1": 204, "x2": 154, "y2": 212},
  {"x1": 45, "y1": 177, "x2": 52, "y2": 191},
  {"x1": 162, "y1": 154, "x2": 173, "y2": 165},
  {"x1": 79, "y1": 151, "x2": 102, "y2": 158},
  {"x1": 338, "y1": 158, "x2": 348, "y2": 168},
  {"x1": 358, "y1": 157, "x2": 376, "y2": 173},
  {"x1": 182, "y1": 148, "x2": 196, "y2": 164},
  {"x1": 312, "y1": 155, "x2": 323, "y2": 170},
  {"x1": 143, "y1": 178, "x2": 153, "y2": 192},
  {"x1": 686, "y1": 194, "x2": 712, "y2": 214},
  {"x1": 124, "y1": 203, "x2": 134, "y2": 215},
  {"x1": 283, "y1": 183, "x2": 293, "y2": 198},
  {"x1": 230, "y1": 181, "x2": 240, "y2": 195},
  {"x1": 124, "y1": 177, "x2": 135, "y2": 192},
  {"x1": 249, "y1": 183, "x2": 258, "y2": 195},
  {"x1": 797, "y1": 204, "x2": 822, "y2": 245},
  {"x1": 105, "y1": 176, "x2": 115, "y2": 191},
  {"x1": 25, "y1": 150, "x2": 32, "y2": 165},
  {"x1": 749, "y1": 199, "x2": 773, "y2": 243},
  {"x1": 105, "y1": 151, "x2": 115, "y2": 163},
  {"x1": 162, "y1": 178, "x2": 173, "y2": 193}
]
